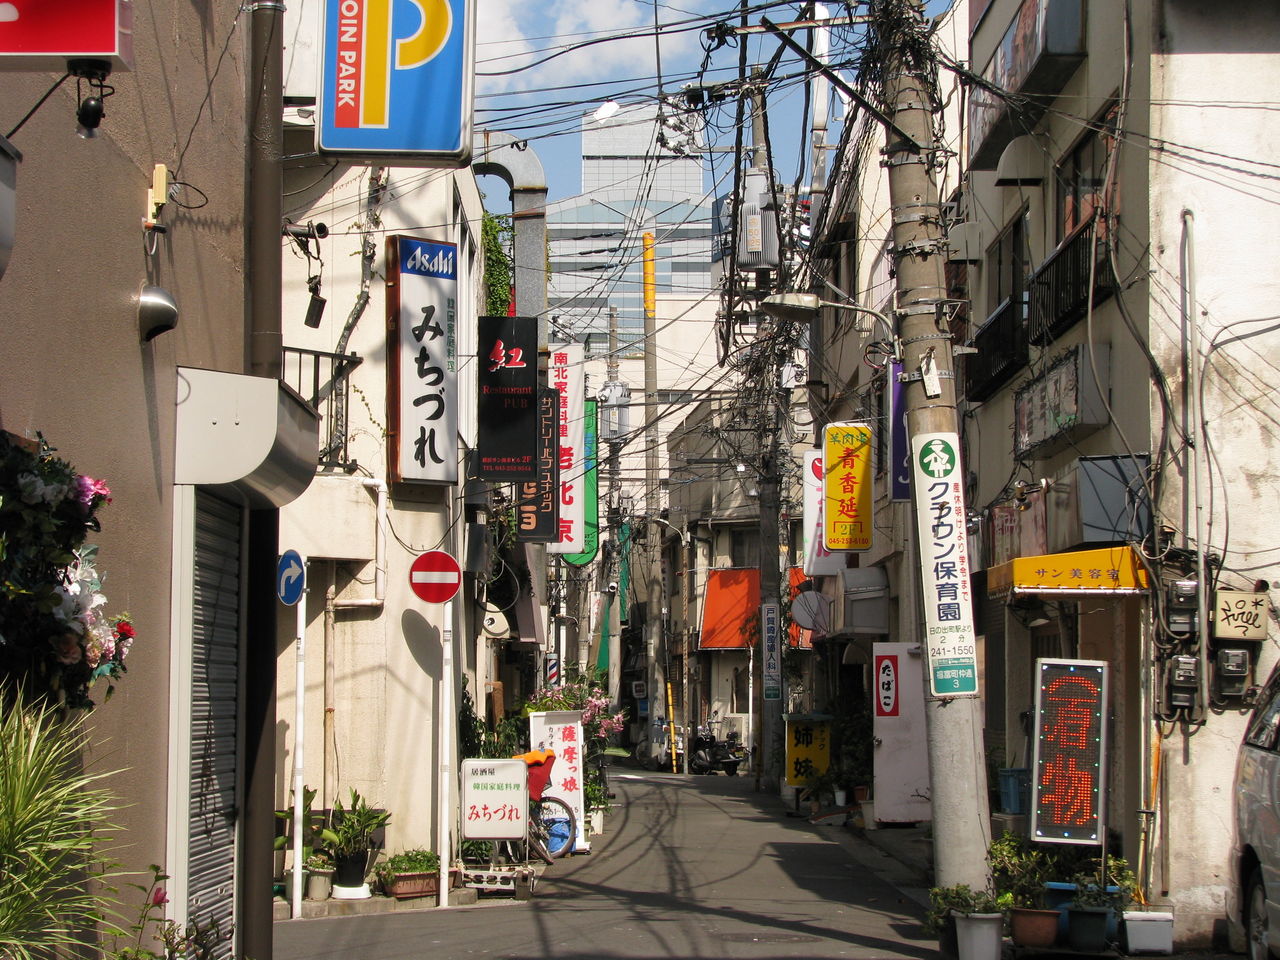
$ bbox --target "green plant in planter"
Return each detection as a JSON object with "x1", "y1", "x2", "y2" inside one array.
[
  {"x1": 304, "y1": 851, "x2": 333, "y2": 872},
  {"x1": 330, "y1": 788, "x2": 390, "y2": 859},
  {"x1": 374, "y1": 848, "x2": 440, "y2": 886},
  {"x1": 1071, "y1": 855, "x2": 1136, "y2": 915},
  {"x1": 924, "y1": 884, "x2": 1003, "y2": 933},
  {"x1": 989, "y1": 831, "x2": 1052, "y2": 909},
  {"x1": 275, "y1": 786, "x2": 339, "y2": 867}
]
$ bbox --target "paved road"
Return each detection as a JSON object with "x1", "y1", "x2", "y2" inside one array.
[{"x1": 274, "y1": 770, "x2": 935, "y2": 959}]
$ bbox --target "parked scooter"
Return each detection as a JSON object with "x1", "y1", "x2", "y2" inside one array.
[{"x1": 690, "y1": 718, "x2": 742, "y2": 776}]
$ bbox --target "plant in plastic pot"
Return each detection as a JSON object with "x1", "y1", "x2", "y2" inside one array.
[
  {"x1": 988, "y1": 832, "x2": 1060, "y2": 947},
  {"x1": 926, "y1": 884, "x2": 1003, "y2": 960},
  {"x1": 330, "y1": 788, "x2": 390, "y2": 889},
  {"x1": 1067, "y1": 859, "x2": 1135, "y2": 952}
]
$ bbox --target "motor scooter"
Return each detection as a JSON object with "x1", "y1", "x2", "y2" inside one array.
[{"x1": 690, "y1": 718, "x2": 742, "y2": 776}]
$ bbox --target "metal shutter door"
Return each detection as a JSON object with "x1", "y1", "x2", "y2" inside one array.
[{"x1": 189, "y1": 492, "x2": 241, "y2": 958}]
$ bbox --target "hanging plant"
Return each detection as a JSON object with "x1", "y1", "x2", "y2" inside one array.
[{"x1": 0, "y1": 432, "x2": 136, "y2": 709}]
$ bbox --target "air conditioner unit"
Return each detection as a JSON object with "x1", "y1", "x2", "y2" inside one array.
[{"x1": 832, "y1": 567, "x2": 889, "y2": 635}]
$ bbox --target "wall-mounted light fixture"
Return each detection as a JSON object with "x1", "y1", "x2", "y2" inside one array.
[
  {"x1": 138, "y1": 284, "x2": 179, "y2": 342},
  {"x1": 69, "y1": 59, "x2": 114, "y2": 140}
]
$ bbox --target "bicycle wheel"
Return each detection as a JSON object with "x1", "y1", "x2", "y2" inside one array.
[{"x1": 531, "y1": 797, "x2": 576, "y2": 860}]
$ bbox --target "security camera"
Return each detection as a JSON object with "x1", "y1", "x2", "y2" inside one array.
[{"x1": 607, "y1": 582, "x2": 618, "y2": 594}]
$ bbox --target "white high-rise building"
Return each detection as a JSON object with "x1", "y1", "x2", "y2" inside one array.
[{"x1": 547, "y1": 103, "x2": 716, "y2": 356}]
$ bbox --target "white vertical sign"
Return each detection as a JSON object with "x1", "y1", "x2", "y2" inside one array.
[
  {"x1": 528, "y1": 710, "x2": 589, "y2": 852},
  {"x1": 394, "y1": 237, "x2": 458, "y2": 483},
  {"x1": 547, "y1": 344, "x2": 585, "y2": 554},
  {"x1": 802, "y1": 450, "x2": 847, "y2": 576},
  {"x1": 762, "y1": 602, "x2": 781, "y2": 701},
  {"x1": 911, "y1": 432, "x2": 979, "y2": 699}
]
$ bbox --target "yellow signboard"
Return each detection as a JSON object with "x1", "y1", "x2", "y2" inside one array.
[
  {"x1": 784, "y1": 715, "x2": 832, "y2": 787},
  {"x1": 822, "y1": 421, "x2": 873, "y2": 551},
  {"x1": 987, "y1": 546, "x2": 1150, "y2": 597}
]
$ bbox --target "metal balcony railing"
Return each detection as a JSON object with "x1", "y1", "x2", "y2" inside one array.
[
  {"x1": 282, "y1": 346, "x2": 363, "y2": 472},
  {"x1": 1028, "y1": 219, "x2": 1116, "y2": 344},
  {"x1": 964, "y1": 296, "x2": 1029, "y2": 403}
]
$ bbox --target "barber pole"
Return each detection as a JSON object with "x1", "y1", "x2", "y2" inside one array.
[{"x1": 546, "y1": 656, "x2": 560, "y2": 686}]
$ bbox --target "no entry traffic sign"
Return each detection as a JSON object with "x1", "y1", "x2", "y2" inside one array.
[{"x1": 409, "y1": 550, "x2": 462, "y2": 604}]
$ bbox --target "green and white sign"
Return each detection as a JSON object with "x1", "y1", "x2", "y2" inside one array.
[
  {"x1": 911, "y1": 432, "x2": 979, "y2": 699},
  {"x1": 762, "y1": 602, "x2": 781, "y2": 700}
]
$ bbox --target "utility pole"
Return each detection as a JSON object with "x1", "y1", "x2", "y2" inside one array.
[{"x1": 880, "y1": 2, "x2": 990, "y2": 891}]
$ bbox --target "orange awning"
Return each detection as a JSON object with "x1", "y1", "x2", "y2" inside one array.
[
  {"x1": 789, "y1": 566, "x2": 814, "y2": 649},
  {"x1": 699, "y1": 568, "x2": 759, "y2": 650}
]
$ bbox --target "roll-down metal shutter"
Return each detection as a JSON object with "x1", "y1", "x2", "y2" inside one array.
[{"x1": 189, "y1": 492, "x2": 241, "y2": 957}]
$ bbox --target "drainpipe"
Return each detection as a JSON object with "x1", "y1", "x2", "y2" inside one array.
[
  {"x1": 1181, "y1": 209, "x2": 1210, "y2": 716},
  {"x1": 243, "y1": 3, "x2": 284, "y2": 957}
]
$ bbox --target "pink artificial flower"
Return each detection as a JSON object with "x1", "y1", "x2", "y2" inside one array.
[
  {"x1": 73, "y1": 475, "x2": 112, "y2": 514},
  {"x1": 52, "y1": 633, "x2": 83, "y2": 665}
]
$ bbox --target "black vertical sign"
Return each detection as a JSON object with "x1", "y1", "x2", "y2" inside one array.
[
  {"x1": 1030, "y1": 659, "x2": 1108, "y2": 845},
  {"x1": 515, "y1": 388, "x2": 560, "y2": 542},
  {"x1": 476, "y1": 315, "x2": 538, "y2": 479}
]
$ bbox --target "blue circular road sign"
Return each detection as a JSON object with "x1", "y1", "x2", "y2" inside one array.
[{"x1": 277, "y1": 550, "x2": 305, "y2": 606}]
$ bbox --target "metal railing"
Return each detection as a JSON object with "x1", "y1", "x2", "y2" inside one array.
[
  {"x1": 282, "y1": 346, "x2": 363, "y2": 472},
  {"x1": 964, "y1": 296, "x2": 1029, "y2": 403},
  {"x1": 1028, "y1": 219, "x2": 1116, "y2": 344}
]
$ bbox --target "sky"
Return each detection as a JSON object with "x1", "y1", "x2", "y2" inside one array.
[{"x1": 471, "y1": 0, "x2": 846, "y2": 207}]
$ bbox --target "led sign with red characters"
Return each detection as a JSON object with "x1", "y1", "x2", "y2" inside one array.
[{"x1": 1030, "y1": 659, "x2": 1108, "y2": 845}]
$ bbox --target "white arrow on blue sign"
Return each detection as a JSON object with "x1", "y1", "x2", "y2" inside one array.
[{"x1": 277, "y1": 550, "x2": 305, "y2": 606}]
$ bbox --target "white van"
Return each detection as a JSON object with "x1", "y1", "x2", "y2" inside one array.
[{"x1": 1233, "y1": 665, "x2": 1280, "y2": 959}]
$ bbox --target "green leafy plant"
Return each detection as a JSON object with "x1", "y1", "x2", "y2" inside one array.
[
  {"x1": 304, "y1": 851, "x2": 333, "y2": 871},
  {"x1": 330, "y1": 788, "x2": 390, "y2": 858},
  {"x1": 481, "y1": 210, "x2": 513, "y2": 315},
  {"x1": 374, "y1": 848, "x2": 440, "y2": 887},
  {"x1": 1071, "y1": 855, "x2": 1136, "y2": 914},
  {"x1": 924, "y1": 884, "x2": 1002, "y2": 933},
  {"x1": 0, "y1": 700, "x2": 123, "y2": 957},
  {"x1": 989, "y1": 831, "x2": 1052, "y2": 909},
  {"x1": 459, "y1": 839, "x2": 493, "y2": 863},
  {"x1": 274, "y1": 785, "x2": 338, "y2": 864}
]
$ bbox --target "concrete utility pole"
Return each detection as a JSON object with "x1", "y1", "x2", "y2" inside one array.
[{"x1": 880, "y1": 3, "x2": 990, "y2": 891}]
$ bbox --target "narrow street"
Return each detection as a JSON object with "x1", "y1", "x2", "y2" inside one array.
[{"x1": 274, "y1": 772, "x2": 935, "y2": 959}]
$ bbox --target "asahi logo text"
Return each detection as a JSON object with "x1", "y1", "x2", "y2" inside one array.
[{"x1": 403, "y1": 243, "x2": 455, "y2": 278}]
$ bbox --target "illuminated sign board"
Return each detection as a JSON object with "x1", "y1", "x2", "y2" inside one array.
[
  {"x1": 822, "y1": 421, "x2": 873, "y2": 551},
  {"x1": 0, "y1": 0, "x2": 133, "y2": 71},
  {"x1": 317, "y1": 0, "x2": 474, "y2": 164},
  {"x1": 784, "y1": 715, "x2": 831, "y2": 788},
  {"x1": 476, "y1": 315, "x2": 537, "y2": 480},
  {"x1": 1031, "y1": 659, "x2": 1108, "y2": 845}
]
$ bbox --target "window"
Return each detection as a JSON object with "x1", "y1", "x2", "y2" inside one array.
[
  {"x1": 732, "y1": 666, "x2": 749, "y2": 714},
  {"x1": 730, "y1": 528, "x2": 759, "y2": 568},
  {"x1": 1055, "y1": 103, "x2": 1119, "y2": 242},
  {"x1": 987, "y1": 207, "x2": 1030, "y2": 316}
]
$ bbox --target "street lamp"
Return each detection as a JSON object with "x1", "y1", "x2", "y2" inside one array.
[{"x1": 759, "y1": 291, "x2": 897, "y2": 341}]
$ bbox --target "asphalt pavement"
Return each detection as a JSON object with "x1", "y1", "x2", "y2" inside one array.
[{"x1": 274, "y1": 770, "x2": 937, "y2": 959}]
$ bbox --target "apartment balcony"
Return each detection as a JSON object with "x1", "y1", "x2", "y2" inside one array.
[
  {"x1": 1028, "y1": 220, "x2": 1116, "y2": 344},
  {"x1": 282, "y1": 346, "x2": 364, "y2": 472},
  {"x1": 964, "y1": 296, "x2": 1029, "y2": 403}
]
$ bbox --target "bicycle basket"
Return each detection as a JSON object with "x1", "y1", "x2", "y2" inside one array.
[{"x1": 515, "y1": 750, "x2": 556, "y2": 801}]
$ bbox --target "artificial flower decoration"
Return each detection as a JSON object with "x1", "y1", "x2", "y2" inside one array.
[{"x1": 0, "y1": 432, "x2": 135, "y2": 708}]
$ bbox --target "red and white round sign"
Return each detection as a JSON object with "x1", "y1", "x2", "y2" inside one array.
[{"x1": 409, "y1": 550, "x2": 461, "y2": 604}]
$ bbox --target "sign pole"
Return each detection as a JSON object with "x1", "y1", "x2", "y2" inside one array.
[
  {"x1": 438, "y1": 599, "x2": 454, "y2": 908},
  {"x1": 288, "y1": 552, "x2": 308, "y2": 918}
]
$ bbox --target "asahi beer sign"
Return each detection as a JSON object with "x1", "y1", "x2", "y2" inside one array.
[
  {"x1": 387, "y1": 236, "x2": 457, "y2": 484},
  {"x1": 911, "y1": 432, "x2": 979, "y2": 698},
  {"x1": 318, "y1": 0, "x2": 475, "y2": 164}
]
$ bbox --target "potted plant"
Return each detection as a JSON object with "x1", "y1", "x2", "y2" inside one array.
[
  {"x1": 988, "y1": 832, "x2": 1059, "y2": 947},
  {"x1": 274, "y1": 785, "x2": 337, "y2": 895},
  {"x1": 1066, "y1": 857, "x2": 1136, "y2": 952},
  {"x1": 925, "y1": 884, "x2": 1004, "y2": 960},
  {"x1": 375, "y1": 848, "x2": 443, "y2": 900},
  {"x1": 330, "y1": 788, "x2": 390, "y2": 893},
  {"x1": 305, "y1": 851, "x2": 334, "y2": 901}
]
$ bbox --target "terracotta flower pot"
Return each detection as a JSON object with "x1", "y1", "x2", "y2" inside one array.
[
  {"x1": 385, "y1": 871, "x2": 441, "y2": 900},
  {"x1": 1010, "y1": 906, "x2": 1059, "y2": 947}
]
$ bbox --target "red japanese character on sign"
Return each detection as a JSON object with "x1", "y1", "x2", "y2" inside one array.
[
  {"x1": 1039, "y1": 755, "x2": 1094, "y2": 825},
  {"x1": 560, "y1": 725, "x2": 577, "y2": 743},
  {"x1": 488, "y1": 339, "x2": 527, "y2": 372},
  {"x1": 561, "y1": 745, "x2": 578, "y2": 765},
  {"x1": 1043, "y1": 677, "x2": 1098, "y2": 750},
  {"x1": 560, "y1": 777, "x2": 578, "y2": 793}
]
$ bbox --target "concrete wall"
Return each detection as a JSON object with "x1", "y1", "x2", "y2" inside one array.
[{"x1": 0, "y1": 0, "x2": 249, "y2": 900}]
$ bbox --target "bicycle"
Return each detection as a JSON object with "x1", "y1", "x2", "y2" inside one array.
[{"x1": 515, "y1": 750, "x2": 576, "y2": 863}]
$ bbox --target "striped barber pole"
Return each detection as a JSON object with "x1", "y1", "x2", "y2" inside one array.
[{"x1": 546, "y1": 656, "x2": 560, "y2": 686}]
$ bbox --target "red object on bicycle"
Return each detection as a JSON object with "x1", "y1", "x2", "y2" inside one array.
[{"x1": 514, "y1": 750, "x2": 556, "y2": 801}]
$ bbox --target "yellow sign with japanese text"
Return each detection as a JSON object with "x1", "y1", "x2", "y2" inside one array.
[
  {"x1": 823, "y1": 421, "x2": 873, "y2": 551},
  {"x1": 784, "y1": 716, "x2": 832, "y2": 787}
]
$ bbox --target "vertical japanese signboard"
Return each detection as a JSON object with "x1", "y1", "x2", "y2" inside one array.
[
  {"x1": 802, "y1": 451, "x2": 846, "y2": 576},
  {"x1": 528, "y1": 710, "x2": 588, "y2": 853},
  {"x1": 823, "y1": 421, "x2": 873, "y2": 551},
  {"x1": 476, "y1": 315, "x2": 537, "y2": 479},
  {"x1": 563, "y1": 400, "x2": 599, "y2": 566},
  {"x1": 317, "y1": 0, "x2": 475, "y2": 165},
  {"x1": 460, "y1": 759, "x2": 527, "y2": 840},
  {"x1": 762, "y1": 602, "x2": 781, "y2": 701},
  {"x1": 888, "y1": 362, "x2": 911, "y2": 501},
  {"x1": 784, "y1": 715, "x2": 831, "y2": 787},
  {"x1": 874, "y1": 652, "x2": 900, "y2": 717},
  {"x1": 911, "y1": 432, "x2": 979, "y2": 698},
  {"x1": 387, "y1": 236, "x2": 457, "y2": 484},
  {"x1": 547, "y1": 345, "x2": 585, "y2": 555},
  {"x1": 515, "y1": 388, "x2": 560, "y2": 542},
  {"x1": 1030, "y1": 659, "x2": 1108, "y2": 845}
]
